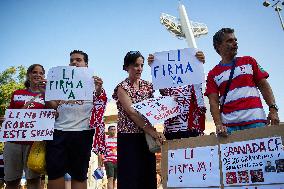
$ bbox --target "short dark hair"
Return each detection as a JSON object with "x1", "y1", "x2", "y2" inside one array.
[
  {"x1": 213, "y1": 28, "x2": 234, "y2": 54},
  {"x1": 123, "y1": 51, "x2": 144, "y2": 71},
  {"x1": 108, "y1": 125, "x2": 116, "y2": 130},
  {"x1": 24, "y1": 64, "x2": 45, "y2": 88},
  {"x1": 70, "y1": 50, "x2": 89, "y2": 64}
]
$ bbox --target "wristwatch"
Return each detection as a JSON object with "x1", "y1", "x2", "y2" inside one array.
[{"x1": 269, "y1": 104, "x2": 279, "y2": 112}]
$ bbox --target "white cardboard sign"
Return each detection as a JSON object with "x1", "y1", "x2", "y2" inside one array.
[
  {"x1": 0, "y1": 109, "x2": 56, "y2": 141},
  {"x1": 131, "y1": 96, "x2": 181, "y2": 125},
  {"x1": 221, "y1": 137, "x2": 284, "y2": 186},
  {"x1": 151, "y1": 48, "x2": 205, "y2": 90},
  {"x1": 45, "y1": 66, "x2": 94, "y2": 101},
  {"x1": 167, "y1": 145, "x2": 220, "y2": 187}
]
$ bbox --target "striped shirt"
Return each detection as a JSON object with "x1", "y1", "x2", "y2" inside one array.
[
  {"x1": 9, "y1": 89, "x2": 45, "y2": 145},
  {"x1": 205, "y1": 56, "x2": 268, "y2": 127},
  {"x1": 103, "y1": 136, "x2": 117, "y2": 163},
  {"x1": 163, "y1": 84, "x2": 205, "y2": 133}
]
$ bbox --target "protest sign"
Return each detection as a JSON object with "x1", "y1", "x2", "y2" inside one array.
[
  {"x1": 131, "y1": 96, "x2": 181, "y2": 125},
  {"x1": 0, "y1": 109, "x2": 56, "y2": 141},
  {"x1": 45, "y1": 66, "x2": 94, "y2": 101},
  {"x1": 168, "y1": 145, "x2": 220, "y2": 187},
  {"x1": 221, "y1": 137, "x2": 284, "y2": 186},
  {"x1": 225, "y1": 184, "x2": 284, "y2": 189},
  {"x1": 162, "y1": 125, "x2": 284, "y2": 189},
  {"x1": 162, "y1": 134, "x2": 220, "y2": 188},
  {"x1": 151, "y1": 48, "x2": 205, "y2": 90}
]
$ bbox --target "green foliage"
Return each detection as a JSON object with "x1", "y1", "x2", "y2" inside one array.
[{"x1": 0, "y1": 66, "x2": 26, "y2": 115}]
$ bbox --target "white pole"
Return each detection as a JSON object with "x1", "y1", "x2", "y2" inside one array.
[
  {"x1": 275, "y1": 6, "x2": 284, "y2": 30},
  {"x1": 178, "y1": 3, "x2": 197, "y2": 48}
]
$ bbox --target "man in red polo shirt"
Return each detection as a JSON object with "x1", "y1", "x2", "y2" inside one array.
[
  {"x1": 99, "y1": 125, "x2": 117, "y2": 189},
  {"x1": 206, "y1": 28, "x2": 280, "y2": 136}
]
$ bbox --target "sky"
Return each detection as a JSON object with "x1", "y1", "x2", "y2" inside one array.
[{"x1": 0, "y1": 0, "x2": 283, "y2": 121}]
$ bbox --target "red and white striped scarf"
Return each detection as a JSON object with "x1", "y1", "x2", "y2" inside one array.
[
  {"x1": 187, "y1": 85, "x2": 206, "y2": 133},
  {"x1": 90, "y1": 90, "x2": 107, "y2": 155}
]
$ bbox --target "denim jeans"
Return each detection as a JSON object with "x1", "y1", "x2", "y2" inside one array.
[{"x1": 227, "y1": 122, "x2": 266, "y2": 134}]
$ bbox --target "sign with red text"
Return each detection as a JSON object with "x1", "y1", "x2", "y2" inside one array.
[
  {"x1": 225, "y1": 184, "x2": 284, "y2": 189},
  {"x1": 167, "y1": 145, "x2": 220, "y2": 187},
  {"x1": 45, "y1": 66, "x2": 94, "y2": 101},
  {"x1": 151, "y1": 48, "x2": 205, "y2": 90},
  {"x1": 0, "y1": 109, "x2": 56, "y2": 141},
  {"x1": 131, "y1": 96, "x2": 181, "y2": 125},
  {"x1": 221, "y1": 137, "x2": 284, "y2": 186}
]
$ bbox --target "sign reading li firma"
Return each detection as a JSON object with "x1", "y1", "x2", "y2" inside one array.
[
  {"x1": 167, "y1": 145, "x2": 220, "y2": 187},
  {"x1": 45, "y1": 66, "x2": 94, "y2": 101},
  {"x1": 151, "y1": 48, "x2": 205, "y2": 90}
]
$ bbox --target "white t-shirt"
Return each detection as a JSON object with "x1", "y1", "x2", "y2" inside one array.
[{"x1": 54, "y1": 100, "x2": 93, "y2": 131}]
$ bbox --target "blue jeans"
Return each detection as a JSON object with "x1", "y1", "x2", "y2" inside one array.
[{"x1": 227, "y1": 122, "x2": 266, "y2": 134}]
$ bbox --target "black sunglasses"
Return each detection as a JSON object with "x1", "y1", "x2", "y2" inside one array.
[{"x1": 127, "y1": 51, "x2": 141, "y2": 56}]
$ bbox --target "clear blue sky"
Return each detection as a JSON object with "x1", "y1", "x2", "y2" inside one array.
[{"x1": 0, "y1": 0, "x2": 283, "y2": 121}]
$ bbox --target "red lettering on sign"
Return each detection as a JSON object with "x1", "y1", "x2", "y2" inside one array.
[{"x1": 197, "y1": 162, "x2": 206, "y2": 172}]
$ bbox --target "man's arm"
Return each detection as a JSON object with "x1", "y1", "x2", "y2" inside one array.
[
  {"x1": 98, "y1": 154, "x2": 104, "y2": 168},
  {"x1": 45, "y1": 101, "x2": 60, "y2": 118},
  {"x1": 256, "y1": 79, "x2": 280, "y2": 125},
  {"x1": 45, "y1": 100, "x2": 60, "y2": 110},
  {"x1": 208, "y1": 93, "x2": 227, "y2": 136}
]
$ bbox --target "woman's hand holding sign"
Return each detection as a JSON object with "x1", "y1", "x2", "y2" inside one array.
[
  {"x1": 147, "y1": 54, "x2": 155, "y2": 66},
  {"x1": 195, "y1": 51, "x2": 205, "y2": 63},
  {"x1": 144, "y1": 125, "x2": 166, "y2": 146}
]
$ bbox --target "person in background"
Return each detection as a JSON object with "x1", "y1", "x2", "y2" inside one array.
[
  {"x1": 205, "y1": 28, "x2": 279, "y2": 136},
  {"x1": 113, "y1": 51, "x2": 165, "y2": 189},
  {"x1": 46, "y1": 50, "x2": 107, "y2": 189},
  {"x1": 4, "y1": 64, "x2": 46, "y2": 189},
  {"x1": 98, "y1": 125, "x2": 117, "y2": 189},
  {"x1": 147, "y1": 51, "x2": 206, "y2": 140}
]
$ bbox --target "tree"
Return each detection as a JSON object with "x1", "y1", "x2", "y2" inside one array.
[{"x1": 0, "y1": 66, "x2": 26, "y2": 116}]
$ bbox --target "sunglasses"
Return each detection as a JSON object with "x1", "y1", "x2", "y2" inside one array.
[{"x1": 127, "y1": 51, "x2": 141, "y2": 56}]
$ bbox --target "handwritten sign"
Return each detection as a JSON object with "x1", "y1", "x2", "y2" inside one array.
[
  {"x1": 221, "y1": 137, "x2": 284, "y2": 186},
  {"x1": 151, "y1": 48, "x2": 205, "y2": 90},
  {"x1": 131, "y1": 96, "x2": 181, "y2": 125},
  {"x1": 225, "y1": 184, "x2": 284, "y2": 189},
  {"x1": 45, "y1": 66, "x2": 94, "y2": 101},
  {"x1": 0, "y1": 109, "x2": 56, "y2": 141},
  {"x1": 167, "y1": 145, "x2": 220, "y2": 187}
]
